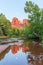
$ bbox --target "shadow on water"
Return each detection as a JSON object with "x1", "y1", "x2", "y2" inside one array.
[{"x1": 0, "y1": 40, "x2": 43, "y2": 65}]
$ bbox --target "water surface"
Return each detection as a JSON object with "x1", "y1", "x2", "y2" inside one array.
[{"x1": 0, "y1": 41, "x2": 43, "y2": 65}]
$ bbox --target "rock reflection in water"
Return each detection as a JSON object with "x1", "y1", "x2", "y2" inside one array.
[
  {"x1": 0, "y1": 41, "x2": 43, "y2": 65},
  {"x1": 11, "y1": 45, "x2": 29, "y2": 54}
]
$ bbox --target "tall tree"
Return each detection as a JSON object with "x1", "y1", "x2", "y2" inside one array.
[
  {"x1": 24, "y1": 1, "x2": 43, "y2": 41},
  {"x1": 24, "y1": 1, "x2": 43, "y2": 23},
  {"x1": 0, "y1": 13, "x2": 11, "y2": 36}
]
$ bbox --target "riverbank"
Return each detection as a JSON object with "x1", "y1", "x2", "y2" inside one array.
[
  {"x1": 0, "y1": 45, "x2": 9, "y2": 53},
  {"x1": 0, "y1": 36, "x2": 8, "y2": 39}
]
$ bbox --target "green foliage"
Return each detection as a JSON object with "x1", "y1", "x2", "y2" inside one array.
[
  {"x1": 23, "y1": 1, "x2": 43, "y2": 42},
  {"x1": 24, "y1": 1, "x2": 43, "y2": 23},
  {"x1": 0, "y1": 13, "x2": 11, "y2": 36},
  {"x1": 20, "y1": 22, "x2": 43, "y2": 42},
  {"x1": 9, "y1": 28, "x2": 20, "y2": 37}
]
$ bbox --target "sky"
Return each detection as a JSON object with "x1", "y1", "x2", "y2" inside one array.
[{"x1": 0, "y1": 0, "x2": 43, "y2": 21}]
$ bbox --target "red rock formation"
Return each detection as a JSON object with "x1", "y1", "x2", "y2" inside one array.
[
  {"x1": 11, "y1": 17, "x2": 22, "y2": 28},
  {"x1": 22, "y1": 19, "x2": 28, "y2": 26},
  {"x1": 11, "y1": 17, "x2": 29, "y2": 28}
]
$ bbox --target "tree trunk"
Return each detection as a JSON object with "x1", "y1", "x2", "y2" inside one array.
[{"x1": 33, "y1": 32, "x2": 41, "y2": 42}]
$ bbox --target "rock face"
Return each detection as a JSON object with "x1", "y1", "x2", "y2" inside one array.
[{"x1": 11, "y1": 17, "x2": 29, "y2": 28}]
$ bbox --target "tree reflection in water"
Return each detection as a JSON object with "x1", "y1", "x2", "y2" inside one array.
[{"x1": 27, "y1": 43, "x2": 43, "y2": 65}]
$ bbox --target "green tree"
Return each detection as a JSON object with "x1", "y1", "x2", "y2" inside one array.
[
  {"x1": 9, "y1": 28, "x2": 20, "y2": 37},
  {"x1": 0, "y1": 13, "x2": 11, "y2": 36},
  {"x1": 24, "y1": 1, "x2": 43, "y2": 42},
  {"x1": 24, "y1": 1, "x2": 43, "y2": 23}
]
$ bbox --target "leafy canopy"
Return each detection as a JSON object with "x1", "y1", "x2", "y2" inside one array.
[
  {"x1": 24, "y1": 1, "x2": 43, "y2": 23},
  {"x1": 23, "y1": 1, "x2": 43, "y2": 42}
]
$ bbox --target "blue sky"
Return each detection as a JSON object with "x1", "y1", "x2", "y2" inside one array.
[{"x1": 0, "y1": 0, "x2": 43, "y2": 21}]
